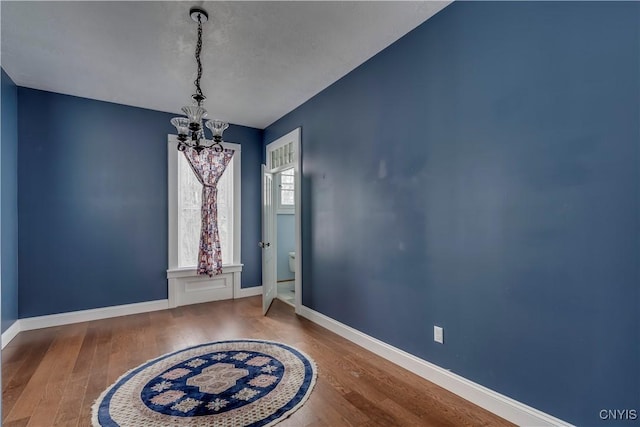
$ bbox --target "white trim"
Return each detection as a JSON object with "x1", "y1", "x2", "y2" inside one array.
[
  {"x1": 19, "y1": 300, "x2": 169, "y2": 333},
  {"x1": 265, "y1": 128, "x2": 302, "y2": 314},
  {"x1": 167, "y1": 264, "x2": 243, "y2": 279},
  {"x1": 2, "y1": 320, "x2": 21, "y2": 349},
  {"x1": 0, "y1": 294, "x2": 570, "y2": 427},
  {"x1": 297, "y1": 305, "x2": 573, "y2": 427},
  {"x1": 235, "y1": 285, "x2": 263, "y2": 299},
  {"x1": 293, "y1": 129, "x2": 302, "y2": 314},
  {"x1": 2, "y1": 285, "x2": 262, "y2": 348},
  {"x1": 168, "y1": 136, "x2": 178, "y2": 269},
  {"x1": 167, "y1": 267, "x2": 239, "y2": 309},
  {"x1": 168, "y1": 135, "x2": 243, "y2": 309},
  {"x1": 232, "y1": 144, "x2": 242, "y2": 267},
  {"x1": 166, "y1": 265, "x2": 247, "y2": 308}
]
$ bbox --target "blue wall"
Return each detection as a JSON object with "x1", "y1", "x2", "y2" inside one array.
[
  {"x1": 1, "y1": 69, "x2": 19, "y2": 333},
  {"x1": 277, "y1": 214, "x2": 295, "y2": 281},
  {"x1": 264, "y1": 2, "x2": 639, "y2": 425},
  {"x1": 18, "y1": 88, "x2": 263, "y2": 318}
]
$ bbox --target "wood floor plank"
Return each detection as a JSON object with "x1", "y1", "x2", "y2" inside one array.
[
  {"x1": 52, "y1": 376, "x2": 86, "y2": 426},
  {"x1": 1, "y1": 361, "x2": 25, "y2": 389},
  {"x1": 10, "y1": 323, "x2": 86, "y2": 424},
  {"x1": 77, "y1": 325, "x2": 112, "y2": 427},
  {"x1": 2, "y1": 331, "x2": 57, "y2": 421},
  {"x1": 310, "y1": 379, "x2": 370, "y2": 425},
  {"x1": 26, "y1": 379, "x2": 66, "y2": 427},
  {"x1": 343, "y1": 391, "x2": 403, "y2": 426},
  {"x1": 71, "y1": 325, "x2": 99, "y2": 380},
  {"x1": 3, "y1": 417, "x2": 30, "y2": 427},
  {"x1": 3, "y1": 297, "x2": 513, "y2": 427}
]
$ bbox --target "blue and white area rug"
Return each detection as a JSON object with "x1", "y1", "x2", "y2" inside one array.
[{"x1": 92, "y1": 339, "x2": 317, "y2": 426}]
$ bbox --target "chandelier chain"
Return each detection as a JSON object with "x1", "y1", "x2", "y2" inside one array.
[{"x1": 194, "y1": 14, "x2": 204, "y2": 105}]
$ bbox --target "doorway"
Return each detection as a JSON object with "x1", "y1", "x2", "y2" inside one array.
[
  {"x1": 262, "y1": 128, "x2": 301, "y2": 314},
  {"x1": 275, "y1": 167, "x2": 296, "y2": 306}
]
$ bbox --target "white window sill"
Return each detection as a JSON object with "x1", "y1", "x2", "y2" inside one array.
[{"x1": 166, "y1": 264, "x2": 243, "y2": 279}]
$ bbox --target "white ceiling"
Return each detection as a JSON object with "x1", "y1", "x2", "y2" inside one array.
[{"x1": 1, "y1": 1, "x2": 449, "y2": 129}]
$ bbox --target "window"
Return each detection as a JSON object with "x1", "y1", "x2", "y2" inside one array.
[
  {"x1": 177, "y1": 155, "x2": 233, "y2": 267},
  {"x1": 168, "y1": 137, "x2": 241, "y2": 271},
  {"x1": 278, "y1": 168, "x2": 295, "y2": 213},
  {"x1": 270, "y1": 141, "x2": 294, "y2": 169}
]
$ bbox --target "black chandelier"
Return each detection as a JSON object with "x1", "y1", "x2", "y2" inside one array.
[{"x1": 171, "y1": 7, "x2": 227, "y2": 154}]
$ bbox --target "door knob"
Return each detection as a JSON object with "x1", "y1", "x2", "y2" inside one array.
[{"x1": 258, "y1": 241, "x2": 271, "y2": 248}]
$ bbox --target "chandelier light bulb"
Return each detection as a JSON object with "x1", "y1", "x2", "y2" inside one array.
[
  {"x1": 182, "y1": 105, "x2": 207, "y2": 127},
  {"x1": 206, "y1": 120, "x2": 229, "y2": 139},
  {"x1": 171, "y1": 117, "x2": 190, "y2": 137}
]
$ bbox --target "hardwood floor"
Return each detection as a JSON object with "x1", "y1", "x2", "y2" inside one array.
[{"x1": 2, "y1": 297, "x2": 513, "y2": 426}]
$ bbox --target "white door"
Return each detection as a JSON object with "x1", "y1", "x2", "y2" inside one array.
[{"x1": 261, "y1": 165, "x2": 276, "y2": 314}]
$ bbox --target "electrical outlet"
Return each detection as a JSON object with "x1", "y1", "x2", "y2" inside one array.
[{"x1": 434, "y1": 326, "x2": 444, "y2": 344}]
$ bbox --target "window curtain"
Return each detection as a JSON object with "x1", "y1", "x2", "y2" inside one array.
[{"x1": 182, "y1": 147, "x2": 234, "y2": 276}]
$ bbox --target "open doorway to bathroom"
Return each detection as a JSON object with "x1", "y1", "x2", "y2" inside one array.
[
  {"x1": 263, "y1": 127, "x2": 301, "y2": 314},
  {"x1": 275, "y1": 167, "x2": 296, "y2": 306}
]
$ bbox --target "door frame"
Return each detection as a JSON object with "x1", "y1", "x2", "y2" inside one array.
[{"x1": 264, "y1": 127, "x2": 302, "y2": 313}]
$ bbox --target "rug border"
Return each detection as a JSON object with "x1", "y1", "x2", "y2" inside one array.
[
  {"x1": 260, "y1": 342, "x2": 317, "y2": 427},
  {"x1": 91, "y1": 338, "x2": 317, "y2": 427}
]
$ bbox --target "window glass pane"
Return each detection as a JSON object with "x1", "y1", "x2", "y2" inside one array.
[
  {"x1": 280, "y1": 168, "x2": 295, "y2": 206},
  {"x1": 281, "y1": 190, "x2": 294, "y2": 205},
  {"x1": 217, "y1": 161, "x2": 233, "y2": 265},
  {"x1": 178, "y1": 156, "x2": 201, "y2": 267}
]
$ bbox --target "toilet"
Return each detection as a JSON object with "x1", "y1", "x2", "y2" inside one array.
[{"x1": 288, "y1": 252, "x2": 295, "y2": 273}]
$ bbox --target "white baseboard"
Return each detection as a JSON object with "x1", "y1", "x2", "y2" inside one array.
[
  {"x1": 19, "y1": 299, "x2": 169, "y2": 333},
  {"x1": 2, "y1": 285, "x2": 262, "y2": 348},
  {"x1": 297, "y1": 306, "x2": 572, "y2": 427},
  {"x1": 2, "y1": 320, "x2": 22, "y2": 349},
  {"x1": 2, "y1": 293, "x2": 569, "y2": 426},
  {"x1": 235, "y1": 285, "x2": 262, "y2": 299}
]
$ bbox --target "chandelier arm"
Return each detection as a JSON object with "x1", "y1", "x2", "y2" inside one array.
[{"x1": 211, "y1": 141, "x2": 223, "y2": 153}]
